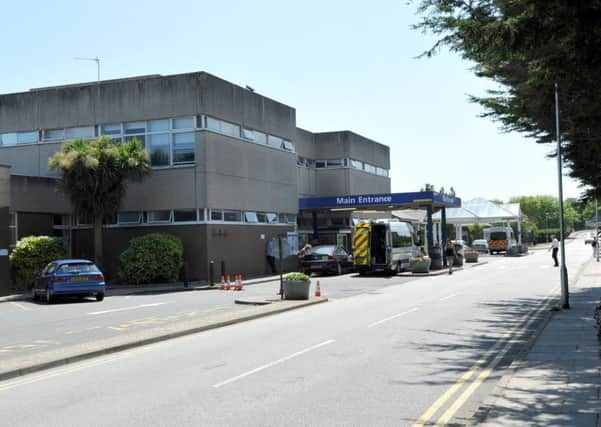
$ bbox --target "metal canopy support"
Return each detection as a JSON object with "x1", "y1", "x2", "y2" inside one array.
[
  {"x1": 441, "y1": 208, "x2": 448, "y2": 267},
  {"x1": 312, "y1": 211, "x2": 318, "y2": 242},
  {"x1": 426, "y1": 206, "x2": 434, "y2": 253}
]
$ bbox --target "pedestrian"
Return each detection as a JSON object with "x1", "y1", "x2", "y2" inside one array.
[
  {"x1": 444, "y1": 239, "x2": 456, "y2": 275},
  {"x1": 592, "y1": 236, "x2": 598, "y2": 260},
  {"x1": 298, "y1": 244, "x2": 311, "y2": 272},
  {"x1": 548, "y1": 234, "x2": 559, "y2": 267},
  {"x1": 266, "y1": 237, "x2": 277, "y2": 274}
]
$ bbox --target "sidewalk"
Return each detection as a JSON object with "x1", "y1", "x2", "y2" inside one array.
[{"x1": 474, "y1": 259, "x2": 601, "y2": 426}]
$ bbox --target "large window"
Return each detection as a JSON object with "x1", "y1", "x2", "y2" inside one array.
[
  {"x1": 65, "y1": 126, "x2": 94, "y2": 139},
  {"x1": 174, "y1": 210, "x2": 197, "y2": 223},
  {"x1": 173, "y1": 132, "x2": 195, "y2": 164},
  {"x1": 147, "y1": 134, "x2": 170, "y2": 167},
  {"x1": 223, "y1": 210, "x2": 242, "y2": 222},
  {"x1": 147, "y1": 210, "x2": 171, "y2": 224},
  {"x1": 17, "y1": 131, "x2": 39, "y2": 144}
]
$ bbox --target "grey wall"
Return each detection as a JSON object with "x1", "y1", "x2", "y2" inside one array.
[
  {"x1": 0, "y1": 165, "x2": 10, "y2": 207},
  {"x1": 314, "y1": 131, "x2": 390, "y2": 169},
  {"x1": 10, "y1": 176, "x2": 70, "y2": 213}
]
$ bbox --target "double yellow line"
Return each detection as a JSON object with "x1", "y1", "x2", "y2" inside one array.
[{"x1": 413, "y1": 288, "x2": 558, "y2": 427}]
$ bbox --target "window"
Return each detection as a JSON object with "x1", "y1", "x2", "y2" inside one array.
[
  {"x1": 282, "y1": 140, "x2": 295, "y2": 152},
  {"x1": 43, "y1": 129, "x2": 65, "y2": 141},
  {"x1": 254, "y1": 131, "x2": 267, "y2": 145},
  {"x1": 17, "y1": 131, "x2": 38, "y2": 144},
  {"x1": 0, "y1": 133, "x2": 17, "y2": 146},
  {"x1": 392, "y1": 231, "x2": 413, "y2": 247},
  {"x1": 279, "y1": 213, "x2": 288, "y2": 223},
  {"x1": 244, "y1": 211, "x2": 258, "y2": 223},
  {"x1": 242, "y1": 128, "x2": 255, "y2": 140},
  {"x1": 364, "y1": 163, "x2": 376, "y2": 174},
  {"x1": 351, "y1": 159, "x2": 363, "y2": 170},
  {"x1": 172, "y1": 117, "x2": 195, "y2": 130},
  {"x1": 148, "y1": 210, "x2": 171, "y2": 224},
  {"x1": 376, "y1": 167, "x2": 389, "y2": 177},
  {"x1": 173, "y1": 132, "x2": 195, "y2": 164},
  {"x1": 101, "y1": 124, "x2": 122, "y2": 135},
  {"x1": 267, "y1": 135, "x2": 282, "y2": 149},
  {"x1": 65, "y1": 126, "x2": 94, "y2": 139},
  {"x1": 118, "y1": 212, "x2": 142, "y2": 224},
  {"x1": 174, "y1": 210, "x2": 197, "y2": 223},
  {"x1": 257, "y1": 212, "x2": 267, "y2": 223},
  {"x1": 327, "y1": 159, "x2": 344, "y2": 168},
  {"x1": 148, "y1": 119, "x2": 169, "y2": 132},
  {"x1": 147, "y1": 134, "x2": 170, "y2": 167},
  {"x1": 206, "y1": 117, "x2": 240, "y2": 137},
  {"x1": 287, "y1": 214, "x2": 297, "y2": 225},
  {"x1": 223, "y1": 210, "x2": 242, "y2": 222},
  {"x1": 124, "y1": 121, "x2": 145, "y2": 134},
  {"x1": 210, "y1": 210, "x2": 223, "y2": 221},
  {"x1": 315, "y1": 161, "x2": 326, "y2": 169},
  {"x1": 266, "y1": 213, "x2": 278, "y2": 224}
]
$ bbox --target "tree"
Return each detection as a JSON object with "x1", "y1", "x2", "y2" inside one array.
[
  {"x1": 49, "y1": 137, "x2": 150, "y2": 267},
  {"x1": 421, "y1": 183, "x2": 436, "y2": 192},
  {"x1": 413, "y1": 1, "x2": 601, "y2": 197},
  {"x1": 509, "y1": 195, "x2": 579, "y2": 231}
]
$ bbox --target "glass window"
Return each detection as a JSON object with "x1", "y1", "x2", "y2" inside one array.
[
  {"x1": 172, "y1": 117, "x2": 195, "y2": 130},
  {"x1": 282, "y1": 140, "x2": 295, "y2": 152},
  {"x1": 257, "y1": 212, "x2": 267, "y2": 223},
  {"x1": 279, "y1": 213, "x2": 288, "y2": 223},
  {"x1": 125, "y1": 135, "x2": 145, "y2": 145},
  {"x1": 254, "y1": 131, "x2": 267, "y2": 145},
  {"x1": 43, "y1": 129, "x2": 65, "y2": 141},
  {"x1": 206, "y1": 117, "x2": 221, "y2": 132},
  {"x1": 101, "y1": 124, "x2": 121, "y2": 135},
  {"x1": 351, "y1": 159, "x2": 363, "y2": 170},
  {"x1": 17, "y1": 131, "x2": 38, "y2": 144},
  {"x1": 266, "y1": 213, "x2": 278, "y2": 224},
  {"x1": 242, "y1": 128, "x2": 255, "y2": 140},
  {"x1": 118, "y1": 212, "x2": 142, "y2": 224},
  {"x1": 148, "y1": 119, "x2": 169, "y2": 132},
  {"x1": 148, "y1": 210, "x2": 171, "y2": 223},
  {"x1": 364, "y1": 163, "x2": 376, "y2": 174},
  {"x1": 1, "y1": 133, "x2": 17, "y2": 146},
  {"x1": 210, "y1": 210, "x2": 223, "y2": 221},
  {"x1": 223, "y1": 210, "x2": 242, "y2": 222},
  {"x1": 124, "y1": 121, "x2": 145, "y2": 134},
  {"x1": 315, "y1": 161, "x2": 326, "y2": 169},
  {"x1": 174, "y1": 210, "x2": 197, "y2": 222},
  {"x1": 327, "y1": 159, "x2": 344, "y2": 168},
  {"x1": 267, "y1": 135, "x2": 282, "y2": 148},
  {"x1": 376, "y1": 167, "x2": 389, "y2": 177},
  {"x1": 65, "y1": 126, "x2": 94, "y2": 139},
  {"x1": 287, "y1": 214, "x2": 297, "y2": 225},
  {"x1": 221, "y1": 121, "x2": 240, "y2": 138},
  {"x1": 173, "y1": 132, "x2": 195, "y2": 164},
  {"x1": 244, "y1": 212, "x2": 258, "y2": 223},
  {"x1": 147, "y1": 134, "x2": 170, "y2": 167}
]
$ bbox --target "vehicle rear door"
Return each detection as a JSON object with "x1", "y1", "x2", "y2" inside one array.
[{"x1": 353, "y1": 223, "x2": 371, "y2": 267}]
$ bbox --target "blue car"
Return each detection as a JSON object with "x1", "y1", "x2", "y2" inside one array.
[{"x1": 32, "y1": 259, "x2": 105, "y2": 303}]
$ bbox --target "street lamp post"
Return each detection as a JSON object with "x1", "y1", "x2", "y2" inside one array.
[
  {"x1": 75, "y1": 57, "x2": 100, "y2": 82},
  {"x1": 555, "y1": 82, "x2": 569, "y2": 309}
]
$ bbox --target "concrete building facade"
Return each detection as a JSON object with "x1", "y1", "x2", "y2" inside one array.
[{"x1": 0, "y1": 72, "x2": 390, "y2": 293}]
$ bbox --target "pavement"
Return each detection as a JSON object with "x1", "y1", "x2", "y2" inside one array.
[{"x1": 472, "y1": 256, "x2": 601, "y2": 426}]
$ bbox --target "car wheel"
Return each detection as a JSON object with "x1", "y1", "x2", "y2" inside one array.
[
  {"x1": 31, "y1": 288, "x2": 38, "y2": 301},
  {"x1": 336, "y1": 263, "x2": 342, "y2": 275},
  {"x1": 45, "y1": 288, "x2": 53, "y2": 304},
  {"x1": 395, "y1": 262, "x2": 401, "y2": 275},
  {"x1": 96, "y1": 292, "x2": 105, "y2": 302}
]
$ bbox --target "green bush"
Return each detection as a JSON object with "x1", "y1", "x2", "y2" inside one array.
[
  {"x1": 9, "y1": 236, "x2": 67, "y2": 289},
  {"x1": 283, "y1": 272, "x2": 311, "y2": 282},
  {"x1": 120, "y1": 233, "x2": 184, "y2": 285}
]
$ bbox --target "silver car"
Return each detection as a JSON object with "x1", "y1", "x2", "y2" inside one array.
[{"x1": 471, "y1": 239, "x2": 489, "y2": 253}]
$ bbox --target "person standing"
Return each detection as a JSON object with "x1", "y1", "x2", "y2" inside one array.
[
  {"x1": 444, "y1": 239, "x2": 456, "y2": 275},
  {"x1": 549, "y1": 235, "x2": 559, "y2": 267},
  {"x1": 592, "y1": 236, "x2": 599, "y2": 260},
  {"x1": 266, "y1": 237, "x2": 277, "y2": 274}
]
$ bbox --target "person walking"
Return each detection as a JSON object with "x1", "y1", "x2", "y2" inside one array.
[
  {"x1": 444, "y1": 239, "x2": 456, "y2": 275},
  {"x1": 298, "y1": 244, "x2": 311, "y2": 272},
  {"x1": 549, "y1": 235, "x2": 559, "y2": 267},
  {"x1": 266, "y1": 237, "x2": 277, "y2": 274},
  {"x1": 592, "y1": 236, "x2": 599, "y2": 260}
]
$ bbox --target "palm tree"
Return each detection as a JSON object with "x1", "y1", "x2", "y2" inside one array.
[{"x1": 49, "y1": 137, "x2": 150, "y2": 267}]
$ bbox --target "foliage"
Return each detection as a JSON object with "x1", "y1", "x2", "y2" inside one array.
[
  {"x1": 283, "y1": 272, "x2": 311, "y2": 282},
  {"x1": 413, "y1": 1, "x2": 601, "y2": 198},
  {"x1": 120, "y1": 233, "x2": 184, "y2": 285},
  {"x1": 48, "y1": 137, "x2": 150, "y2": 265},
  {"x1": 420, "y1": 183, "x2": 457, "y2": 197},
  {"x1": 509, "y1": 195, "x2": 578, "y2": 231},
  {"x1": 9, "y1": 236, "x2": 67, "y2": 289},
  {"x1": 468, "y1": 224, "x2": 485, "y2": 240}
]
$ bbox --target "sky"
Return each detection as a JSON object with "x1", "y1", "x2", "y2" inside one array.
[{"x1": 0, "y1": 0, "x2": 582, "y2": 202}]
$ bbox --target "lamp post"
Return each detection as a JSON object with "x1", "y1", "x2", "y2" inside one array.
[
  {"x1": 75, "y1": 57, "x2": 100, "y2": 82},
  {"x1": 555, "y1": 82, "x2": 569, "y2": 309}
]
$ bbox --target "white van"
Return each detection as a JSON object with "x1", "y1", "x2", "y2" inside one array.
[{"x1": 484, "y1": 227, "x2": 516, "y2": 254}]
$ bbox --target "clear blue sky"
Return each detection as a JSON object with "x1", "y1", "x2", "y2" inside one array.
[{"x1": 0, "y1": 0, "x2": 581, "y2": 202}]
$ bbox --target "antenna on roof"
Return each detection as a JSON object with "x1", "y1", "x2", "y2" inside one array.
[
  {"x1": 245, "y1": 85, "x2": 255, "y2": 92},
  {"x1": 75, "y1": 57, "x2": 100, "y2": 82}
]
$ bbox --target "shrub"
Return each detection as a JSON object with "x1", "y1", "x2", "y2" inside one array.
[
  {"x1": 9, "y1": 236, "x2": 67, "y2": 289},
  {"x1": 120, "y1": 233, "x2": 184, "y2": 285},
  {"x1": 283, "y1": 272, "x2": 311, "y2": 282}
]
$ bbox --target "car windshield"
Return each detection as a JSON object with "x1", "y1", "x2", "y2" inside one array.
[
  {"x1": 56, "y1": 263, "x2": 99, "y2": 274},
  {"x1": 312, "y1": 246, "x2": 335, "y2": 255}
]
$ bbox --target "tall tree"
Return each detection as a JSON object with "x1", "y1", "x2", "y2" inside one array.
[
  {"x1": 49, "y1": 137, "x2": 150, "y2": 267},
  {"x1": 413, "y1": 1, "x2": 601, "y2": 198}
]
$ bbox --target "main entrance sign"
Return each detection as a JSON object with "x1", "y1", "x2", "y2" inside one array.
[{"x1": 300, "y1": 192, "x2": 461, "y2": 210}]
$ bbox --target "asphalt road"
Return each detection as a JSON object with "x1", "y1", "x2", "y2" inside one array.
[{"x1": 0, "y1": 235, "x2": 592, "y2": 426}]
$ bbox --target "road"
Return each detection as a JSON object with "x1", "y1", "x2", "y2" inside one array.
[{"x1": 0, "y1": 236, "x2": 592, "y2": 426}]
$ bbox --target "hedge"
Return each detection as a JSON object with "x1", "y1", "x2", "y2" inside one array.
[
  {"x1": 9, "y1": 236, "x2": 67, "y2": 289},
  {"x1": 120, "y1": 233, "x2": 184, "y2": 285}
]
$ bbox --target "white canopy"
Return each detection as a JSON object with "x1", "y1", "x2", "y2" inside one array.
[{"x1": 432, "y1": 198, "x2": 522, "y2": 225}]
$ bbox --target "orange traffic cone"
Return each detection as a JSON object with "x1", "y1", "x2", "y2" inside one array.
[
  {"x1": 220, "y1": 275, "x2": 226, "y2": 290},
  {"x1": 225, "y1": 275, "x2": 231, "y2": 290},
  {"x1": 315, "y1": 279, "x2": 321, "y2": 297},
  {"x1": 235, "y1": 274, "x2": 244, "y2": 291}
]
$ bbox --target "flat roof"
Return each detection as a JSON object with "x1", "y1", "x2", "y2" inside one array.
[{"x1": 299, "y1": 191, "x2": 461, "y2": 211}]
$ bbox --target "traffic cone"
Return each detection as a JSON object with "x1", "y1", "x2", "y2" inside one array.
[
  {"x1": 225, "y1": 275, "x2": 231, "y2": 290},
  {"x1": 236, "y1": 274, "x2": 244, "y2": 291},
  {"x1": 220, "y1": 275, "x2": 226, "y2": 290},
  {"x1": 315, "y1": 279, "x2": 321, "y2": 297}
]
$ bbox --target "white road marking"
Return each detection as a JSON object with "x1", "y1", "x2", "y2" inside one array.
[
  {"x1": 439, "y1": 293, "x2": 459, "y2": 301},
  {"x1": 367, "y1": 307, "x2": 419, "y2": 328},
  {"x1": 88, "y1": 302, "x2": 169, "y2": 315},
  {"x1": 212, "y1": 339, "x2": 336, "y2": 388},
  {"x1": 9, "y1": 302, "x2": 30, "y2": 311},
  {"x1": 539, "y1": 265, "x2": 551, "y2": 269},
  {"x1": 496, "y1": 266, "x2": 507, "y2": 270}
]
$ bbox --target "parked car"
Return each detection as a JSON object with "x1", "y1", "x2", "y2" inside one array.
[
  {"x1": 303, "y1": 245, "x2": 353, "y2": 275},
  {"x1": 471, "y1": 239, "x2": 489, "y2": 254},
  {"x1": 32, "y1": 259, "x2": 105, "y2": 303},
  {"x1": 451, "y1": 240, "x2": 468, "y2": 257}
]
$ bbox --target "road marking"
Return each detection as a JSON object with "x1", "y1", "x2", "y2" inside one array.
[
  {"x1": 212, "y1": 339, "x2": 336, "y2": 388},
  {"x1": 439, "y1": 293, "x2": 459, "y2": 302},
  {"x1": 367, "y1": 307, "x2": 419, "y2": 328},
  {"x1": 539, "y1": 265, "x2": 551, "y2": 269},
  {"x1": 413, "y1": 287, "x2": 558, "y2": 427},
  {"x1": 496, "y1": 266, "x2": 507, "y2": 270},
  {"x1": 88, "y1": 302, "x2": 169, "y2": 315},
  {"x1": 9, "y1": 302, "x2": 30, "y2": 311}
]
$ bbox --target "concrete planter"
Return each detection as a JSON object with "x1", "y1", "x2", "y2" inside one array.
[
  {"x1": 453, "y1": 255, "x2": 464, "y2": 267},
  {"x1": 465, "y1": 252, "x2": 479, "y2": 263},
  {"x1": 410, "y1": 258, "x2": 431, "y2": 274},
  {"x1": 283, "y1": 280, "x2": 311, "y2": 300}
]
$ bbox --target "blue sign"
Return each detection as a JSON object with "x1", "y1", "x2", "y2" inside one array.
[{"x1": 299, "y1": 192, "x2": 461, "y2": 210}]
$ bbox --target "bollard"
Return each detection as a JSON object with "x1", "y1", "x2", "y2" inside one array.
[
  {"x1": 220, "y1": 260, "x2": 226, "y2": 278},
  {"x1": 209, "y1": 261, "x2": 215, "y2": 287}
]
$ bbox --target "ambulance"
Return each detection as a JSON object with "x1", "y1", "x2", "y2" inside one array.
[
  {"x1": 484, "y1": 226, "x2": 516, "y2": 254},
  {"x1": 353, "y1": 219, "x2": 419, "y2": 274}
]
